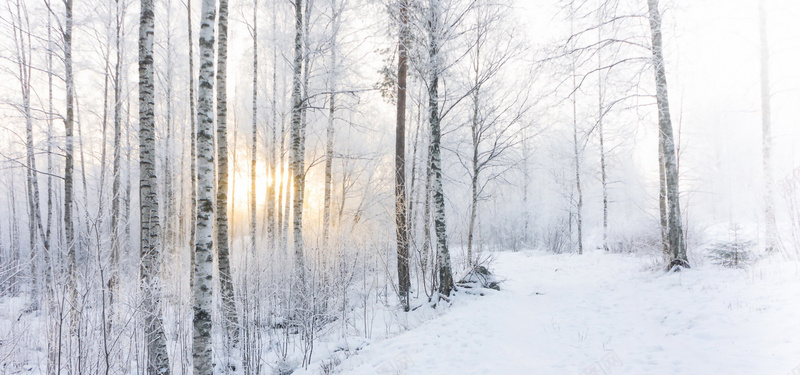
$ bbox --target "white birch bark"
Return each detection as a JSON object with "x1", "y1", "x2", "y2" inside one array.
[
  {"x1": 250, "y1": 0, "x2": 258, "y2": 258},
  {"x1": 759, "y1": 0, "x2": 778, "y2": 252},
  {"x1": 290, "y1": 0, "x2": 306, "y2": 280},
  {"x1": 194, "y1": 0, "x2": 216, "y2": 371},
  {"x1": 647, "y1": 0, "x2": 688, "y2": 269},
  {"x1": 214, "y1": 0, "x2": 238, "y2": 348},
  {"x1": 427, "y1": 0, "x2": 454, "y2": 296},
  {"x1": 138, "y1": 0, "x2": 170, "y2": 372}
]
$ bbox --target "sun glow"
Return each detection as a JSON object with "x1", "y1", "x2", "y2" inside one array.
[{"x1": 229, "y1": 158, "x2": 292, "y2": 219}]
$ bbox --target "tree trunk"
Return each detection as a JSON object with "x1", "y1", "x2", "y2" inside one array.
[
  {"x1": 138, "y1": 0, "x2": 170, "y2": 372},
  {"x1": 323, "y1": 0, "x2": 340, "y2": 248},
  {"x1": 45, "y1": 3, "x2": 54, "y2": 295},
  {"x1": 395, "y1": 0, "x2": 411, "y2": 309},
  {"x1": 215, "y1": 0, "x2": 238, "y2": 349},
  {"x1": 164, "y1": 8, "x2": 175, "y2": 255},
  {"x1": 570, "y1": 18, "x2": 583, "y2": 256},
  {"x1": 187, "y1": 0, "x2": 198, "y2": 295},
  {"x1": 466, "y1": 22, "x2": 482, "y2": 265},
  {"x1": 759, "y1": 0, "x2": 777, "y2": 252},
  {"x1": 267, "y1": 0, "x2": 278, "y2": 251},
  {"x1": 109, "y1": 0, "x2": 123, "y2": 333},
  {"x1": 647, "y1": 0, "x2": 688, "y2": 269},
  {"x1": 658, "y1": 133, "x2": 669, "y2": 257},
  {"x1": 597, "y1": 26, "x2": 609, "y2": 252},
  {"x1": 428, "y1": 3, "x2": 454, "y2": 297},
  {"x1": 12, "y1": 0, "x2": 46, "y2": 305},
  {"x1": 290, "y1": 0, "x2": 306, "y2": 280},
  {"x1": 250, "y1": 0, "x2": 258, "y2": 259},
  {"x1": 64, "y1": 0, "x2": 76, "y2": 305},
  {"x1": 194, "y1": 0, "x2": 216, "y2": 371}
]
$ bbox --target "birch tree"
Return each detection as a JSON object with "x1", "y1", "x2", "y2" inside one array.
[
  {"x1": 323, "y1": 0, "x2": 342, "y2": 247},
  {"x1": 646, "y1": 0, "x2": 688, "y2": 269},
  {"x1": 290, "y1": 0, "x2": 306, "y2": 278},
  {"x1": 9, "y1": 0, "x2": 48, "y2": 305},
  {"x1": 109, "y1": 0, "x2": 125, "y2": 339},
  {"x1": 426, "y1": 0, "x2": 454, "y2": 297},
  {"x1": 463, "y1": 2, "x2": 524, "y2": 264},
  {"x1": 759, "y1": 0, "x2": 777, "y2": 253},
  {"x1": 250, "y1": 0, "x2": 258, "y2": 260},
  {"x1": 138, "y1": 0, "x2": 170, "y2": 372},
  {"x1": 215, "y1": 0, "x2": 238, "y2": 349},
  {"x1": 63, "y1": 0, "x2": 76, "y2": 305},
  {"x1": 194, "y1": 0, "x2": 216, "y2": 371}
]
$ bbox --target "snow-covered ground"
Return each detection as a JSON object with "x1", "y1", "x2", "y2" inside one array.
[{"x1": 310, "y1": 250, "x2": 800, "y2": 375}]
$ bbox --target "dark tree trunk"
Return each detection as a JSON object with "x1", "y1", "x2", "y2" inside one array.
[{"x1": 395, "y1": 0, "x2": 411, "y2": 309}]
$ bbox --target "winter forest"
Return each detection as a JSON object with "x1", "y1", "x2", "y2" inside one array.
[{"x1": 1, "y1": 0, "x2": 800, "y2": 373}]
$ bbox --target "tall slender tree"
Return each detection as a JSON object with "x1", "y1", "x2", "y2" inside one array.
[
  {"x1": 64, "y1": 0, "x2": 76, "y2": 305},
  {"x1": 759, "y1": 0, "x2": 777, "y2": 252},
  {"x1": 215, "y1": 0, "x2": 238, "y2": 349},
  {"x1": 290, "y1": 0, "x2": 306, "y2": 279},
  {"x1": 250, "y1": 0, "x2": 258, "y2": 259},
  {"x1": 109, "y1": 0, "x2": 124, "y2": 331},
  {"x1": 646, "y1": 0, "x2": 688, "y2": 269},
  {"x1": 395, "y1": 0, "x2": 411, "y2": 309},
  {"x1": 427, "y1": 0, "x2": 454, "y2": 297},
  {"x1": 194, "y1": 0, "x2": 216, "y2": 371},
  {"x1": 324, "y1": 0, "x2": 343, "y2": 248},
  {"x1": 138, "y1": 0, "x2": 170, "y2": 372},
  {"x1": 187, "y1": 0, "x2": 198, "y2": 288}
]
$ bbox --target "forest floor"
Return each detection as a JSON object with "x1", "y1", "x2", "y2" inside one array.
[{"x1": 311, "y1": 250, "x2": 800, "y2": 375}]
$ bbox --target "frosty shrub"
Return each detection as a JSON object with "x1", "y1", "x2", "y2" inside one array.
[
  {"x1": 273, "y1": 357, "x2": 298, "y2": 375},
  {"x1": 707, "y1": 224, "x2": 754, "y2": 268},
  {"x1": 319, "y1": 355, "x2": 342, "y2": 375},
  {"x1": 543, "y1": 221, "x2": 571, "y2": 254},
  {"x1": 708, "y1": 240, "x2": 754, "y2": 268}
]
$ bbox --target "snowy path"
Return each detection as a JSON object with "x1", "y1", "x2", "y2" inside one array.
[{"x1": 332, "y1": 251, "x2": 800, "y2": 375}]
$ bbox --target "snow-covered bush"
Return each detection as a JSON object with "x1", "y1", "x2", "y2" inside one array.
[
  {"x1": 543, "y1": 221, "x2": 571, "y2": 254},
  {"x1": 457, "y1": 265, "x2": 501, "y2": 292},
  {"x1": 707, "y1": 224, "x2": 754, "y2": 268}
]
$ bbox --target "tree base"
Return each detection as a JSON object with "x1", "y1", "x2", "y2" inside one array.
[{"x1": 667, "y1": 258, "x2": 690, "y2": 272}]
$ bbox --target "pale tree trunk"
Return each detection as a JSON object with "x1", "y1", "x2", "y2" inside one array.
[
  {"x1": 215, "y1": 0, "x2": 238, "y2": 349},
  {"x1": 522, "y1": 129, "x2": 530, "y2": 247},
  {"x1": 64, "y1": 0, "x2": 76, "y2": 307},
  {"x1": 759, "y1": 0, "x2": 778, "y2": 252},
  {"x1": 468, "y1": 123, "x2": 478, "y2": 264},
  {"x1": 194, "y1": 0, "x2": 216, "y2": 371},
  {"x1": 164, "y1": 3, "x2": 175, "y2": 255},
  {"x1": 597, "y1": 24, "x2": 609, "y2": 252},
  {"x1": 109, "y1": 0, "x2": 123, "y2": 332},
  {"x1": 187, "y1": 0, "x2": 198, "y2": 290},
  {"x1": 428, "y1": 1, "x2": 454, "y2": 297},
  {"x1": 267, "y1": 0, "x2": 278, "y2": 250},
  {"x1": 62, "y1": 2, "x2": 81, "y2": 358},
  {"x1": 466, "y1": 17, "x2": 482, "y2": 266},
  {"x1": 250, "y1": 0, "x2": 258, "y2": 259},
  {"x1": 324, "y1": 0, "x2": 342, "y2": 248},
  {"x1": 11, "y1": 0, "x2": 46, "y2": 304},
  {"x1": 572, "y1": 94, "x2": 583, "y2": 256},
  {"x1": 139, "y1": 0, "x2": 170, "y2": 372},
  {"x1": 422, "y1": 128, "x2": 433, "y2": 297},
  {"x1": 570, "y1": 17, "x2": 583, "y2": 256},
  {"x1": 647, "y1": 0, "x2": 688, "y2": 269},
  {"x1": 407, "y1": 98, "x2": 422, "y2": 257},
  {"x1": 45, "y1": 2, "x2": 54, "y2": 289},
  {"x1": 658, "y1": 134, "x2": 668, "y2": 257},
  {"x1": 290, "y1": 0, "x2": 306, "y2": 280},
  {"x1": 395, "y1": 0, "x2": 411, "y2": 309},
  {"x1": 98, "y1": 43, "x2": 110, "y2": 236}
]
